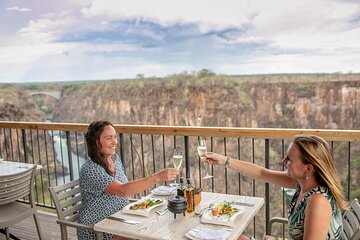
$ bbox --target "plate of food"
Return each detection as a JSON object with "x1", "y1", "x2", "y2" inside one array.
[
  {"x1": 201, "y1": 202, "x2": 244, "y2": 227},
  {"x1": 122, "y1": 197, "x2": 166, "y2": 216}
]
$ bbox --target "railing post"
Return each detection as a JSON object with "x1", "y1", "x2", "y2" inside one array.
[
  {"x1": 184, "y1": 136, "x2": 190, "y2": 178},
  {"x1": 265, "y1": 139, "x2": 270, "y2": 235},
  {"x1": 66, "y1": 131, "x2": 74, "y2": 181},
  {"x1": 21, "y1": 129, "x2": 28, "y2": 163},
  {"x1": 3, "y1": 129, "x2": 8, "y2": 159},
  {"x1": 119, "y1": 133, "x2": 126, "y2": 174},
  {"x1": 347, "y1": 142, "x2": 351, "y2": 200}
]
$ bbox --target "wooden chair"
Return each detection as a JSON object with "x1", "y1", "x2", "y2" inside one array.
[
  {"x1": 343, "y1": 198, "x2": 360, "y2": 240},
  {"x1": 0, "y1": 165, "x2": 44, "y2": 240},
  {"x1": 49, "y1": 179, "x2": 95, "y2": 240},
  {"x1": 266, "y1": 198, "x2": 360, "y2": 240}
]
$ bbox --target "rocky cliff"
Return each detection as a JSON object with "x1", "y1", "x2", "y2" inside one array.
[
  {"x1": 245, "y1": 80, "x2": 359, "y2": 129},
  {"x1": 0, "y1": 85, "x2": 42, "y2": 121},
  {"x1": 49, "y1": 74, "x2": 360, "y2": 130}
]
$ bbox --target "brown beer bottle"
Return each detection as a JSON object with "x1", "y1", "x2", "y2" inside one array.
[{"x1": 185, "y1": 178, "x2": 194, "y2": 213}]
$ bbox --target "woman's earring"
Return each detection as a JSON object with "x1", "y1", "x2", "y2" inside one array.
[{"x1": 306, "y1": 175, "x2": 309, "y2": 180}]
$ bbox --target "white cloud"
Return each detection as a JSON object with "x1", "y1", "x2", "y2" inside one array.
[
  {"x1": 1, "y1": 0, "x2": 360, "y2": 82},
  {"x1": 82, "y1": 0, "x2": 252, "y2": 32},
  {"x1": 245, "y1": 0, "x2": 360, "y2": 51},
  {"x1": 6, "y1": 6, "x2": 31, "y2": 12},
  {"x1": 17, "y1": 10, "x2": 82, "y2": 43},
  {"x1": 218, "y1": 52, "x2": 360, "y2": 75}
]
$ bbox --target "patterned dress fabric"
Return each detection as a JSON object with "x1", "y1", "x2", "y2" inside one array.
[
  {"x1": 288, "y1": 185, "x2": 343, "y2": 240},
  {"x1": 77, "y1": 154, "x2": 129, "y2": 240}
]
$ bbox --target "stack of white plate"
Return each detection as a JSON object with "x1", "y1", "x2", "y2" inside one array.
[{"x1": 151, "y1": 186, "x2": 177, "y2": 196}]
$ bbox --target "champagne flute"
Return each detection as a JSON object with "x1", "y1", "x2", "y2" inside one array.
[
  {"x1": 197, "y1": 139, "x2": 213, "y2": 179},
  {"x1": 170, "y1": 148, "x2": 183, "y2": 187}
]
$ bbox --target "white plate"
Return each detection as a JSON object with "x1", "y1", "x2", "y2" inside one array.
[
  {"x1": 122, "y1": 197, "x2": 166, "y2": 216},
  {"x1": 201, "y1": 205, "x2": 244, "y2": 227},
  {"x1": 151, "y1": 186, "x2": 177, "y2": 196}
]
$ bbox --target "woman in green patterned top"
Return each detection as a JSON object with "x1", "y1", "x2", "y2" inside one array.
[{"x1": 205, "y1": 134, "x2": 347, "y2": 240}]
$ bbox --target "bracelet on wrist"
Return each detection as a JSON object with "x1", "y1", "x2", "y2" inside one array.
[{"x1": 224, "y1": 156, "x2": 231, "y2": 168}]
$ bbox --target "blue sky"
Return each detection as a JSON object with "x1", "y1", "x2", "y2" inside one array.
[{"x1": 1, "y1": 0, "x2": 360, "y2": 83}]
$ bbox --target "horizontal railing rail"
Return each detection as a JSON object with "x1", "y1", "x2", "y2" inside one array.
[
  {"x1": 1, "y1": 121, "x2": 359, "y2": 239},
  {"x1": 0, "y1": 121, "x2": 359, "y2": 141}
]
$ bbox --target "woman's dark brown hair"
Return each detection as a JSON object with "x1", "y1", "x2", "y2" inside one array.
[{"x1": 85, "y1": 121, "x2": 114, "y2": 175}]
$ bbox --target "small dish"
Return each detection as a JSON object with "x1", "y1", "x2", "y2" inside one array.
[{"x1": 201, "y1": 204, "x2": 244, "y2": 227}]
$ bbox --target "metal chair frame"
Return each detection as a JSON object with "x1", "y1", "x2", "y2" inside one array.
[{"x1": 0, "y1": 165, "x2": 43, "y2": 240}]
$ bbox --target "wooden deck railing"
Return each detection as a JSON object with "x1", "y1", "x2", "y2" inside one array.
[{"x1": 1, "y1": 121, "x2": 359, "y2": 239}]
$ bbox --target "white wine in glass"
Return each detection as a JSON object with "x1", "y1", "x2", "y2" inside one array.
[
  {"x1": 197, "y1": 146, "x2": 206, "y2": 158},
  {"x1": 170, "y1": 148, "x2": 182, "y2": 187},
  {"x1": 197, "y1": 139, "x2": 213, "y2": 179},
  {"x1": 172, "y1": 154, "x2": 183, "y2": 169}
]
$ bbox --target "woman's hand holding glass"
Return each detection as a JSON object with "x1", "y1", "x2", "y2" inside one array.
[
  {"x1": 156, "y1": 168, "x2": 180, "y2": 183},
  {"x1": 197, "y1": 139, "x2": 213, "y2": 179},
  {"x1": 203, "y1": 152, "x2": 227, "y2": 166},
  {"x1": 169, "y1": 148, "x2": 183, "y2": 187}
]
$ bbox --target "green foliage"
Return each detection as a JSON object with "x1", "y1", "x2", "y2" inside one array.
[
  {"x1": 350, "y1": 189, "x2": 360, "y2": 200},
  {"x1": 341, "y1": 178, "x2": 348, "y2": 191},
  {"x1": 35, "y1": 175, "x2": 52, "y2": 206},
  {"x1": 63, "y1": 83, "x2": 81, "y2": 91},
  {"x1": 24, "y1": 84, "x2": 41, "y2": 90},
  {"x1": 335, "y1": 142, "x2": 348, "y2": 156},
  {"x1": 136, "y1": 73, "x2": 145, "y2": 80},
  {"x1": 197, "y1": 69, "x2": 216, "y2": 78},
  {"x1": 0, "y1": 83, "x2": 14, "y2": 89},
  {"x1": 353, "y1": 156, "x2": 360, "y2": 167}
]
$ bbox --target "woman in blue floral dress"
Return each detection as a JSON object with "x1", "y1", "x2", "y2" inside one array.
[
  {"x1": 78, "y1": 121, "x2": 179, "y2": 240},
  {"x1": 205, "y1": 134, "x2": 347, "y2": 239}
]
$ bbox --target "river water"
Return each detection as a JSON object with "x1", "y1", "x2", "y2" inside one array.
[{"x1": 50, "y1": 131, "x2": 86, "y2": 184}]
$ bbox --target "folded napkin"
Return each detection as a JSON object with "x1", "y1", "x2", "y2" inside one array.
[
  {"x1": 151, "y1": 186, "x2": 177, "y2": 195},
  {"x1": 187, "y1": 225, "x2": 230, "y2": 240}
]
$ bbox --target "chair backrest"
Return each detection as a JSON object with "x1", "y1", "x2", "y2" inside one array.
[
  {"x1": 49, "y1": 179, "x2": 82, "y2": 223},
  {"x1": 342, "y1": 198, "x2": 360, "y2": 240},
  {"x1": 0, "y1": 165, "x2": 36, "y2": 206}
]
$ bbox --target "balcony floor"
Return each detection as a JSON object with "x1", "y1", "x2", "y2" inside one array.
[{"x1": 1, "y1": 211, "x2": 77, "y2": 240}]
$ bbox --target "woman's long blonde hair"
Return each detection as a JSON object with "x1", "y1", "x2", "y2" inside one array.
[{"x1": 293, "y1": 134, "x2": 347, "y2": 211}]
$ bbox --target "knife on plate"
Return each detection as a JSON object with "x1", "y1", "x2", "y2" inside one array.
[{"x1": 107, "y1": 216, "x2": 140, "y2": 225}]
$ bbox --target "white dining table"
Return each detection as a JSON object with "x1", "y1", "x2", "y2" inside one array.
[
  {"x1": 94, "y1": 191, "x2": 264, "y2": 240},
  {"x1": 0, "y1": 160, "x2": 42, "y2": 177}
]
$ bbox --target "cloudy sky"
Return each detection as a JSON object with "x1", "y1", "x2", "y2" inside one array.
[{"x1": 1, "y1": 0, "x2": 359, "y2": 83}]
